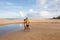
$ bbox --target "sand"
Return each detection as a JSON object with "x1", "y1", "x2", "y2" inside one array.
[
  {"x1": 0, "y1": 19, "x2": 60, "y2": 40},
  {"x1": 0, "y1": 19, "x2": 23, "y2": 25}
]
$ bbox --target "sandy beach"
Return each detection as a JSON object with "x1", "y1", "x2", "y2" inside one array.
[
  {"x1": 0, "y1": 19, "x2": 23, "y2": 25},
  {"x1": 0, "y1": 19, "x2": 60, "y2": 40}
]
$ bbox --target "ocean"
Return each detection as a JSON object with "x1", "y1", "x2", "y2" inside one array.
[{"x1": 0, "y1": 18, "x2": 24, "y2": 36}]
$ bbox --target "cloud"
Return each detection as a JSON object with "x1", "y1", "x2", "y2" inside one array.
[
  {"x1": 6, "y1": 2, "x2": 13, "y2": 5},
  {"x1": 0, "y1": 1, "x2": 13, "y2": 6},
  {"x1": 0, "y1": 1, "x2": 22, "y2": 9},
  {"x1": 28, "y1": 10, "x2": 60, "y2": 18},
  {"x1": 28, "y1": 8, "x2": 60, "y2": 18},
  {"x1": 0, "y1": 1, "x2": 23, "y2": 18},
  {"x1": 0, "y1": 1, "x2": 23, "y2": 14},
  {"x1": 53, "y1": 0, "x2": 59, "y2": 2},
  {"x1": 27, "y1": 9, "x2": 50, "y2": 18},
  {"x1": 37, "y1": 0, "x2": 46, "y2": 7},
  {"x1": 0, "y1": 0, "x2": 60, "y2": 18},
  {"x1": 47, "y1": 0, "x2": 60, "y2": 11},
  {"x1": 19, "y1": 11, "x2": 26, "y2": 18},
  {"x1": 38, "y1": 0, "x2": 46, "y2": 5},
  {"x1": 0, "y1": 12, "x2": 19, "y2": 18},
  {"x1": 39, "y1": 0, "x2": 46, "y2": 5},
  {"x1": 27, "y1": 9, "x2": 39, "y2": 18},
  {"x1": 36, "y1": 0, "x2": 60, "y2": 11},
  {"x1": 39, "y1": 11, "x2": 50, "y2": 18}
]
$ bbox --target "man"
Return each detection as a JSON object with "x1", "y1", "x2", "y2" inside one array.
[{"x1": 25, "y1": 17, "x2": 30, "y2": 31}]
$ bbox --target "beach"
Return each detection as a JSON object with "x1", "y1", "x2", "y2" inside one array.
[
  {"x1": 0, "y1": 19, "x2": 60, "y2": 40},
  {"x1": 0, "y1": 18, "x2": 23, "y2": 25}
]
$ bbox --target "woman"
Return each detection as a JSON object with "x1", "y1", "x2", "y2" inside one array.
[{"x1": 24, "y1": 19, "x2": 26, "y2": 31}]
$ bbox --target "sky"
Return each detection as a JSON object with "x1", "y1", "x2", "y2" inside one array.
[{"x1": 0, "y1": 0, "x2": 60, "y2": 18}]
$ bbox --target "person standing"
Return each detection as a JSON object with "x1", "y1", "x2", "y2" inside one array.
[
  {"x1": 25, "y1": 17, "x2": 30, "y2": 31},
  {"x1": 24, "y1": 19, "x2": 26, "y2": 31}
]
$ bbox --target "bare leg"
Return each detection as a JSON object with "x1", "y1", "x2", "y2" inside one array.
[
  {"x1": 26, "y1": 25, "x2": 30, "y2": 31},
  {"x1": 24, "y1": 24, "x2": 26, "y2": 31}
]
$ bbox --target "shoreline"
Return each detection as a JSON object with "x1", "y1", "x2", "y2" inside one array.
[{"x1": 0, "y1": 19, "x2": 60, "y2": 25}]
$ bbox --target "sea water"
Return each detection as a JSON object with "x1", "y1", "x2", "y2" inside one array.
[
  {"x1": 0, "y1": 24, "x2": 24, "y2": 36},
  {"x1": 0, "y1": 18, "x2": 24, "y2": 36}
]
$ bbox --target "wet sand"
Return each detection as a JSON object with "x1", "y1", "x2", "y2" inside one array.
[{"x1": 0, "y1": 19, "x2": 60, "y2": 40}]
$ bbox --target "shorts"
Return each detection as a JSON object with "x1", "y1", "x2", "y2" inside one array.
[{"x1": 26, "y1": 25, "x2": 29, "y2": 27}]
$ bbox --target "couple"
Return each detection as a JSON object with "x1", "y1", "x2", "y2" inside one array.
[{"x1": 24, "y1": 17, "x2": 30, "y2": 31}]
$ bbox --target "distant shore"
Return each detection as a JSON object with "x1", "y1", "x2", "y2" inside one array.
[{"x1": 0, "y1": 18, "x2": 60, "y2": 25}]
